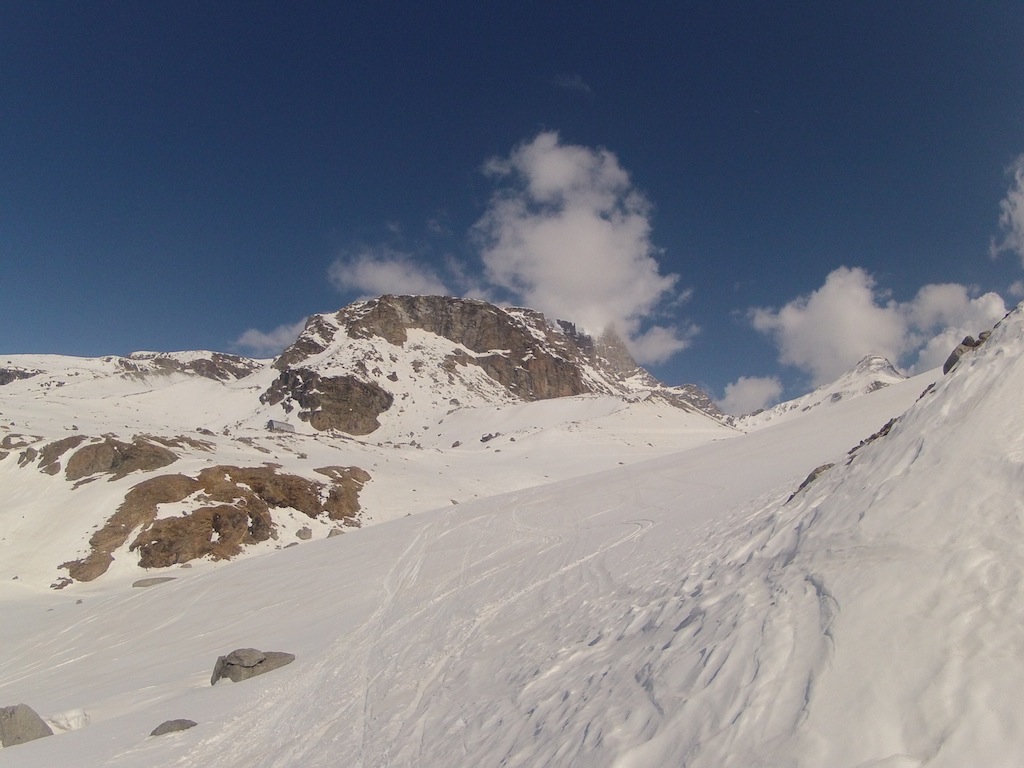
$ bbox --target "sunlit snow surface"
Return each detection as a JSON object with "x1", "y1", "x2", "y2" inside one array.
[{"x1": 2, "y1": 307, "x2": 1023, "y2": 766}]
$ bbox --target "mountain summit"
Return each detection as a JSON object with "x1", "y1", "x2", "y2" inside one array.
[{"x1": 261, "y1": 294, "x2": 720, "y2": 435}]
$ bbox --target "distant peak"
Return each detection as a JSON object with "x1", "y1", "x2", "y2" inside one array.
[{"x1": 851, "y1": 355, "x2": 901, "y2": 376}]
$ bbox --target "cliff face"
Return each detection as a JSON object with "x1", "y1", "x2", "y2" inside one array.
[{"x1": 262, "y1": 295, "x2": 720, "y2": 434}]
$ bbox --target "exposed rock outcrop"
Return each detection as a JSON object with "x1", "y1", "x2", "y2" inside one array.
[
  {"x1": 261, "y1": 369, "x2": 394, "y2": 434},
  {"x1": 210, "y1": 648, "x2": 295, "y2": 684},
  {"x1": 65, "y1": 436, "x2": 178, "y2": 482},
  {"x1": 272, "y1": 314, "x2": 341, "y2": 370},
  {"x1": 0, "y1": 368, "x2": 41, "y2": 386},
  {"x1": 943, "y1": 331, "x2": 993, "y2": 374},
  {"x1": 0, "y1": 703, "x2": 53, "y2": 747},
  {"x1": 344, "y1": 297, "x2": 591, "y2": 399},
  {"x1": 787, "y1": 463, "x2": 835, "y2": 503},
  {"x1": 60, "y1": 464, "x2": 369, "y2": 582},
  {"x1": 37, "y1": 435, "x2": 89, "y2": 475}
]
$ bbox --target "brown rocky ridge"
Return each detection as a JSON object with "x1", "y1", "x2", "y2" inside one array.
[{"x1": 60, "y1": 463, "x2": 369, "y2": 582}]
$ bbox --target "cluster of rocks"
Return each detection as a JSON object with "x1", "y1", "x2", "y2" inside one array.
[
  {"x1": 942, "y1": 330, "x2": 993, "y2": 374},
  {"x1": 0, "y1": 647, "x2": 293, "y2": 750},
  {"x1": 61, "y1": 464, "x2": 369, "y2": 582}
]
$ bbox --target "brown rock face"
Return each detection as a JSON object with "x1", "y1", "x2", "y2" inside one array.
[
  {"x1": 261, "y1": 369, "x2": 394, "y2": 434},
  {"x1": 133, "y1": 503, "x2": 273, "y2": 568},
  {"x1": 37, "y1": 435, "x2": 89, "y2": 475},
  {"x1": 272, "y1": 315, "x2": 342, "y2": 371},
  {"x1": 65, "y1": 436, "x2": 178, "y2": 482},
  {"x1": 60, "y1": 464, "x2": 370, "y2": 581},
  {"x1": 314, "y1": 465, "x2": 372, "y2": 520},
  {"x1": 341, "y1": 296, "x2": 612, "y2": 398},
  {"x1": 63, "y1": 473, "x2": 200, "y2": 582},
  {"x1": 284, "y1": 296, "x2": 604, "y2": 387}
]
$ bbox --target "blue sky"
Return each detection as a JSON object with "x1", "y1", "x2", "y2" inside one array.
[{"x1": 3, "y1": 2, "x2": 1024, "y2": 412}]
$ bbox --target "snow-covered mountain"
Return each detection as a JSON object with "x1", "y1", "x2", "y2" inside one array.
[
  {"x1": 2, "y1": 298, "x2": 1020, "y2": 767},
  {"x1": 261, "y1": 294, "x2": 721, "y2": 437},
  {"x1": 0, "y1": 296, "x2": 727, "y2": 588},
  {"x1": 738, "y1": 354, "x2": 908, "y2": 428}
]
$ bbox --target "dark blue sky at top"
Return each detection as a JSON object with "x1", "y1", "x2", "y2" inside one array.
[{"x1": 2, "y1": 1, "x2": 1023, "y2": 400}]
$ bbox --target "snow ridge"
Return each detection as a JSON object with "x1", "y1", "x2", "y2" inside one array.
[{"x1": 740, "y1": 354, "x2": 906, "y2": 428}]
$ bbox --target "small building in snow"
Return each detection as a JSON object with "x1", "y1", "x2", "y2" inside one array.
[{"x1": 266, "y1": 420, "x2": 295, "y2": 433}]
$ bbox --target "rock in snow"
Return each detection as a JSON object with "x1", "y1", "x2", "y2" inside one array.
[
  {"x1": 149, "y1": 719, "x2": 197, "y2": 737},
  {"x1": 210, "y1": 648, "x2": 296, "y2": 685},
  {"x1": 0, "y1": 704, "x2": 53, "y2": 747}
]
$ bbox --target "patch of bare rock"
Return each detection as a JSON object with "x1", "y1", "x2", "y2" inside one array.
[
  {"x1": 0, "y1": 368, "x2": 41, "y2": 386},
  {"x1": 261, "y1": 369, "x2": 394, "y2": 434},
  {"x1": 65, "y1": 436, "x2": 178, "y2": 482},
  {"x1": 60, "y1": 464, "x2": 369, "y2": 583}
]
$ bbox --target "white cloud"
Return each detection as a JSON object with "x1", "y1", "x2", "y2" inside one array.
[
  {"x1": 717, "y1": 375, "x2": 784, "y2": 416},
  {"x1": 328, "y1": 248, "x2": 450, "y2": 298},
  {"x1": 990, "y1": 154, "x2": 1024, "y2": 266},
  {"x1": 552, "y1": 73, "x2": 593, "y2": 95},
  {"x1": 750, "y1": 267, "x2": 906, "y2": 385},
  {"x1": 1008, "y1": 280, "x2": 1024, "y2": 298},
  {"x1": 474, "y1": 131, "x2": 695, "y2": 364},
  {"x1": 629, "y1": 324, "x2": 699, "y2": 365},
  {"x1": 234, "y1": 318, "x2": 308, "y2": 357},
  {"x1": 749, "y1": 267, "x2": 1008, "y2": 385}
]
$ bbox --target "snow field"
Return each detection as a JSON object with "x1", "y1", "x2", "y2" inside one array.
[{"x1": 2, "y1": 307, "x2": 1022, "y2": 766}]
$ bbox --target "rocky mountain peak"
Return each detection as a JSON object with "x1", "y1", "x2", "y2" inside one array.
[
  {"x1": 849, "y1": 355, "x2": 903, "y2": 379},
  {"x1": 263, "y1": 295, "x2": 719, "y2": 435}
]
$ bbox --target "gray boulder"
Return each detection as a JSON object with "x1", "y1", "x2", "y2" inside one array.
[
  {"x1": 943, "y1": 332, "x2": 992, "y2": 375},
  {"x1": 150, "y1": 718, "x2": 197, "y2": 736},
  {"x1": 210, "y1": 648, "x2": 295, "y2": 685},
  {"x1": 0, "y1": 703, "x2": 53, "y2": 747}
]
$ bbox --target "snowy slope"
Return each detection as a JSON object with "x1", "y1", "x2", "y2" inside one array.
[
  {"x1": 740, "y1": 354, "x2": 907, "y2": 429},
  {"x1": 0, "y1": 348, "x2": 731, "y2": 589},
  {"x1": 4, "y1": 286, "x2": 1012, "y2": 765}
]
